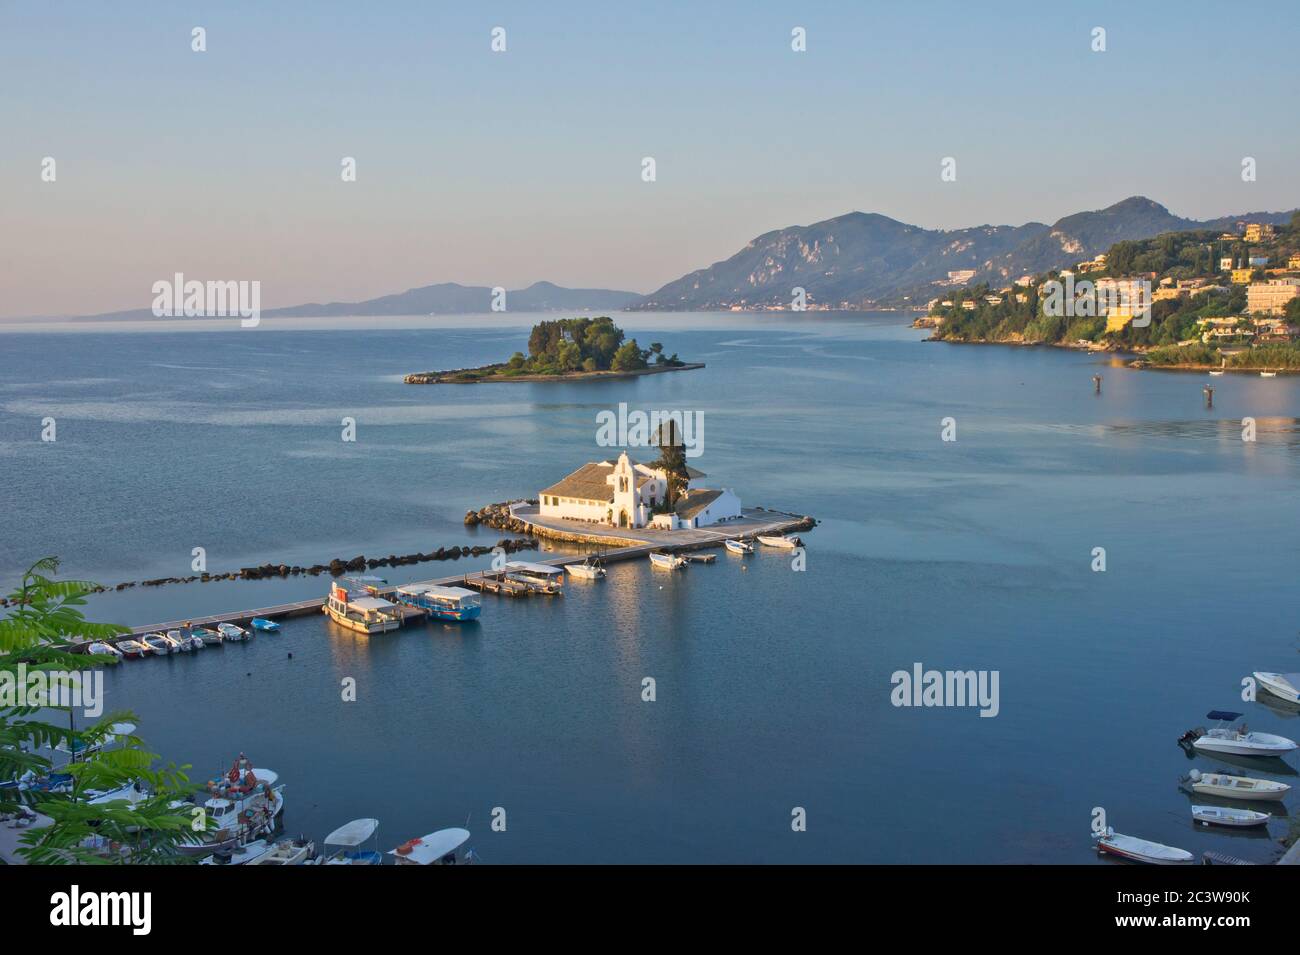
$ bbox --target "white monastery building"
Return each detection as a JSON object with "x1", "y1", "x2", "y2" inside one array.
[{"x1": 539, "y1": 451, "x2": 741, "y2": 530}]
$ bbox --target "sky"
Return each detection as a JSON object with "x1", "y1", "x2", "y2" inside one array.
[{"x1": 2, "y1": 0, "x2": 1298, "y2": 318}]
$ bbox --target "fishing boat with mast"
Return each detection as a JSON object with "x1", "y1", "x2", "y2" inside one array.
[{"x1": 180, "y1": 753, "x2": 285, "y2": 857}]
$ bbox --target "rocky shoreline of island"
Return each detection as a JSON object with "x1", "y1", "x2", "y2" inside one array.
[
  {"x1": 405, "y1": 362, "x2": 704, "y2": 384},
  {"x1": 404, "y1": 315, "x2": 701, "y2": 383}
]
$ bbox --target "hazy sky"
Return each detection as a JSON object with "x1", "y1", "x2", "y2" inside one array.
[{"x1": 3, "y1": 0, "x2": 1297, "y2": 318}]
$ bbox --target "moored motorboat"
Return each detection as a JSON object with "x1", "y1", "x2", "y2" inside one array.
[
  {"x1": 389, "y1": 827, "x2": 477, "y2": 865},
  {"x1": 1253, "y1": 672, "x2": 1300, "y2": 705},
  {"x1": 247, "y1": 836, "x2": 315, "y2": 865},
  {"x1": 565, "y1": 557, "x2": 606, "y2": 579},
  {"x1": 1191, "y1": 805, "x2": 1270, "y2": 828},
  {"x1": 164, "y1": 630, "x2": 190, "y2": 652},
  {"x1": 394, "y1": 583, "x2": 482, "y2": 621},
  {"x1": 117, "y1": 639, "x2": 149, "y2": 659},
  {"x1": 200, "y1": 839, "x2": 271, "y2": 866},
  {"x1": 142, "y1": 633, "x2": 174, "y2": 655},
  {"x1": 724, "y1": 539, "x2": 754, "y2": 555},
  {"x1": 1209, "y1": 370, "x2": 1225, "y2": 376},
  {"x1": 1094, "y1": 828, "x2": 1193, "y2": 865},
  {"x1": 250, "y1": 617, "x2": 280, "y2": 632},
  {"x1": 1183, "y1": 768, "x2": 1289, "y2": 802},
  {"x1": 193, "y1": 626, "x2": 224, "y2": 646},
  {"x1": 312, "y1": 818, "x2": 383, "y2": 865},
  {"x1": 1260, "y1": 371, "x2": 1277, "y2": 378},
  {"x1": 1185, "y1": 711, "x2": 1298, "y2": 756},
  {"x1": 757, "y1": 534, "x2": 801, "y2": 549},
  {"x1": 649, "y1": 552, "x2": 686, "y2": 570},
  {"x1": 217, "y1": 622, "x2": 249, "y2": 642},
  {"x1": 324, "y1": 579, "x2": 403, "y2": 634},
  {"x1": 87, "y1": 641, "x2": 123, "y2": 658}
]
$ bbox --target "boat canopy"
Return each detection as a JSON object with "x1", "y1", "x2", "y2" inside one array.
[
  {"x1": 349, "y1": 596, "x2": 397, "y2": 611},
  {"x1": 388, "y1": 828, "x2": 470, "y2": 864},
  {"x1": 1207, "y1": 710, "x2": 1243, "y2": 721},
  {"x1": 397, "y1": 584, "x2": 478, "y2": 602},
  {"x1": 505, "y1": 561, "x2": 563, "y2": 577},
  {"x1": 324, "y1": 818, "x2": 379, "y2": 847}
]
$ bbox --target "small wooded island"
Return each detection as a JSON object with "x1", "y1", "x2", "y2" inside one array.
[{"x1": 404, "y1": 317, "x2": 703, "y2": 383}]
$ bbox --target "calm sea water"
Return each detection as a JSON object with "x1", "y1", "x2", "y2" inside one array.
[{"x1": 3, "y1": 312, "x2": 1299, "y2": 863}]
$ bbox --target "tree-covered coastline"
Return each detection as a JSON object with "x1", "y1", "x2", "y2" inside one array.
[{"x1": 925, "y1": 212, "x2": 1300, "y2": 370}]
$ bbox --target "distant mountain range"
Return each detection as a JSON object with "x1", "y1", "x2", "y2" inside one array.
[
  {"x1": 69, "y1": 280, "x2": 641, "y2": 322},
  {"x1": 264, "y1": 281, "x2": 643, "y2": 317},
  {"x1": 632, "y1": 197, "x2": 1298, "y2": 310},
  {"x1": 60, "y1": 197, "x2": 1297, "y2": 321}
]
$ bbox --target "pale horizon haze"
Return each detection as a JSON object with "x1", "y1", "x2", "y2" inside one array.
[{"x1": 2, "y1": 0, "x2": 1298, "y2": 318}]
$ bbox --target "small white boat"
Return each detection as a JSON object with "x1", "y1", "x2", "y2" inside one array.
[
  {"x1": 183, "y1": 632, "x2": 206, "y2": 651},
  {"x1": 200, "y1": 839, "x2": 271, "y2": 866},
  {"x1": 757, "y1": 534, "x2": 800, "y2": 549},
  {"x1": 724, "y1": 539, "x2": 754, "y2": 555},
  {"x1": 1094, "y1": 827, "x2": 1193, "y2": 865},
  {"x1": 1188, "y1": 711, "x2": 1298, "y2": 756},
  {"x1": 193, "y1": 626, "x2": 224, "y2": 646},
  {"x1": 389, "y1": 827, "x2": 477, "y2": 866},
  {"x1": 649, "y1": 552, "x2": 686, "y2": 570},
  {"x1": 164, "y1": 630, "x2": 190, "y2": 653},
  {"x1": 1254, "y1": 672, "x2": 1300, "y2": 705},
  {"x1": 1184, "y1": 769, "x2": 1290, "y2": 802},
  {"x1": 312, "y1": 817, "x2": 383, "y2": 865},
  {"x1": 217, "y1": 622, "x2": 249, "y2": 642},
  {"x1": 1191, "y1": 805, "x2": 1270, "y2": 828},
  {"x1": 1260, "y1": 371, "x2": 1277, "y2": 378},
  {"x1": 1209, "y1": 370, "x2": 1225, "y2": 376},
  {"x1": 247, "y1": 837, "x2": 315, "y2": 865},
  {"x1": 142, "y1": 633, "x2": 175, "y2": 655},
  {"x1": 565, "y1": 558, "x2": 606, "y2": 579},
  {"x1": 117, "y1": 640, "x2": 149, "y2": 659},
  {"x1": 87, "y1": 641, "x2": 123, "y2": 658}
]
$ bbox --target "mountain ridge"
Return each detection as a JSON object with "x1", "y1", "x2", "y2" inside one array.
[{"x1": 632, "y1": 197, "x2": 1298, "y2": 310}]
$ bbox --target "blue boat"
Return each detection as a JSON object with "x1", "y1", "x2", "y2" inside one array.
[
  {"x1": 250, "y1": 618, "x2": 281, "y2": 632},
  {"x1": 393, "y1": 584, "x2": 482, "y2": 622}
]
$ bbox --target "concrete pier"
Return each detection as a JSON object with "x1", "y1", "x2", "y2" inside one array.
[{"x1": 84, "y1": 507, "x2": 814, "y2": 646}]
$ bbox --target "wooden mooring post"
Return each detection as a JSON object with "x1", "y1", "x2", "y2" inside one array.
[
  {"x1": 1092, "y1": 374, "x2": 1102, "y2": 394},
  {"x1": 1204, "y1": 385, "x2": 1214, "y2": 408}
]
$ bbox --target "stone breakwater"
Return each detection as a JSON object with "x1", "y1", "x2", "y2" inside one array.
[
  {"x1": 464, "y1": 500, "x2": 537, "y2": 535},
  {"x1": 0, "y1": 537, "x2": 539, "y2": 607}
]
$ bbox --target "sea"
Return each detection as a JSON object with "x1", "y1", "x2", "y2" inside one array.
[{"x1": 2, "y1": 311, "x2": 1298, "y2": 863}]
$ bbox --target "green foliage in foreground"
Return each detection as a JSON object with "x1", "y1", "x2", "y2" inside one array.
[{"x1": 1, "y1": 557, "x2": 198, "y2": 863}]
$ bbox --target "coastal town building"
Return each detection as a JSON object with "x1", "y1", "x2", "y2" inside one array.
[
  {"x1": 1244, "y1": 223, "x2": 1275, "y2": 243},
  {"x1": 1289, "y1": 254, "x2": 1300, "y2": 271},
  {"x1": 538, "y1": 451, "x2": 739, "y2": 530},
  {"x1": 1247, "y1": 279, "x2": 1300, "y2": 316},
  {"x1": 1232, "y1": 268, "x2": 1255, "y2": 285}
]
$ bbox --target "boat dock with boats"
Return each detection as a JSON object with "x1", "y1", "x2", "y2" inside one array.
[{"x1": 73, "y1": 509, "x2": 814, "y2": 651}]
